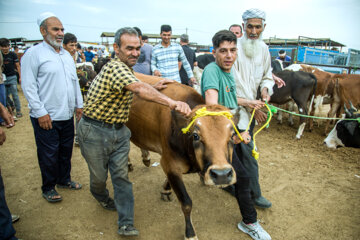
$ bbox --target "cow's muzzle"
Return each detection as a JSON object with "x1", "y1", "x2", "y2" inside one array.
[{"x1": 204, "y1": 165, "x2": 236, "y2": 186}]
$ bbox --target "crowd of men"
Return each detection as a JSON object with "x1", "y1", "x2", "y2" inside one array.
[{"x1": 0, "y1": 8, "x2": 290, "y2": 240}]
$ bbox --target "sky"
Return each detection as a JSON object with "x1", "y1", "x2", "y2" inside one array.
[{"x1": 0, "y1": 0, "x2": 359, "y2": 51}]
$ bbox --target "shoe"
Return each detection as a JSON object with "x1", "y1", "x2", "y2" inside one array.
[
  {"x1": 99, "y1": 198, "x2": 116, "y2": 211},
  {"x1": 238, "y1": 221, "x2": 271, "y2": 240},
  {"x1": 253, "y1": 196, "x2": 272, "y2": 208},
  {"x1": 118, "y1": 224, "x2": 139, "y2": 236},
  {"x1": 16, "y1": 112, "x2": 23, "y2": 118},
  {"x1": 74, "y1": 137, "x2": 79, "y2": 146},
  {"x1": 11, "y1": 214, "x2": 20, "y2": 223}
]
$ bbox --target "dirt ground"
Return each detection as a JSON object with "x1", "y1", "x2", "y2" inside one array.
[{"x1": 1, "y1": 90, "x2": 359, "y2": 240}]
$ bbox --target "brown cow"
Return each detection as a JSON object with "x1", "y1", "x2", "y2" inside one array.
[
  {"x1": 126, "y1": 73, "x2": 238, "y2": 240},
  {"x1": 288, "y1": 64, "x2": 360, "y2": 134}
]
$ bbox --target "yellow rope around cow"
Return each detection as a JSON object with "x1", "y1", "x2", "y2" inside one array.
[{"x1": 181, "y1": 104, "x2": 273, "y2": 160}]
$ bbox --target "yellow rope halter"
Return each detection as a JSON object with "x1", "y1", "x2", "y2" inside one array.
[{"x1": 181, "y1": 104, "x2": 273, "y2": 160}]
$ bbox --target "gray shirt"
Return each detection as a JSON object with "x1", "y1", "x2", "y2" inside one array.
[{"x1": 133, "y1": 43, "x2": 153, "y2": 75}]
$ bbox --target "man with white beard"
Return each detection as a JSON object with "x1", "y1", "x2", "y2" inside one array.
[
  {"x1": 231, "y1": 8, "x2": 274, "y2": 209},
  {"x1": 21, "y1": 12, "x2": 83, "y2": 203}
]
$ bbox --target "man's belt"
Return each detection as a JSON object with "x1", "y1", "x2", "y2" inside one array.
[{"x1": 83, "y1": 115, "x2": 123, "y2": 130}]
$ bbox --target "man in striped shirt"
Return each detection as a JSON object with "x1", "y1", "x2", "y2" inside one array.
[{"x1": 151, "y1": 25, "x2": 196, "y2": 84}]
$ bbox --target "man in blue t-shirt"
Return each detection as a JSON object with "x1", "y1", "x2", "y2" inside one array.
[
  {"x1": 84, "y1": 46, "x2": 95, "y2": 62},
  {"x1": 201, "y1": 30, "x2": 271, "y2": 240},
  {"x1": 276, "y1": 50, "x2": 291, "y2": 62}
]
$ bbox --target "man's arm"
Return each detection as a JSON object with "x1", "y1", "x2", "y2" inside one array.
[
  {"x1": 204, "y1": 89, "x2": 218, "y2": 105},
  {"x1": 21, "y1": 50, "x2": 52, "y2": 130},
  {"x1": 15, "y1": 62, "x2": 21, "y2": 84},
  {"x1": 260, "y1": 50, "x2": 275, "y2": 98},
  {"x1": 0, "y1": 103, "x2": 14, "y2": 128},
  {"x1": 150, "y1": 48, "x2": 161, "y2": 77},
  {"x1": 125, "y1": 81, "x2": 191, "y2": 116}
]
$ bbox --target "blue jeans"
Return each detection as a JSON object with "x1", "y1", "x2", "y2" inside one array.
[
  {"x1": 0, "y1": 84, "x2": 6, "y2": 123},
  {"x1": 4, "y1": 76, "x2": 21, "y2": 113},
  {"x1": 0, "y1": 174, "x2": 18, "y2": 240},
  {"x1": 77, "y1": 117, "x2": 134, "y2": 226}
]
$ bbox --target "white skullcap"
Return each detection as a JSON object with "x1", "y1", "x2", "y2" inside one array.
[
  {"x1": 37, "y1": 12, "x2": 57, "y2": 27},
  {"x1": 242, "y1": 8, "x2": 266, "y2": 21}
]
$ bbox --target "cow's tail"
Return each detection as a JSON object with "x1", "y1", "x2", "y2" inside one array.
[{"x1": 307, "y1": 73, "x2": 318, "y2": 114}]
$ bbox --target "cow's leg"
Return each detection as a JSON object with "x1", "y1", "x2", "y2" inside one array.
[
  {"x1": 295, "y1": 101, "x2": 307, "y2": 139},
  {"x1": 276, "y1": 105, "x2": 283, "y2": 124},
  {"x1": 308, "y1": 99, "x2": 317, "y2": 132},
  {"x1": 287, "y1": 101, "x2": 295, "y2": 126},
  {"x1": 325, "y1": 102, "x2": 340, "y2": 135},
  {"x1": 167, "y1": 172, "x2": 197, "y2": 240},
  {"x1": 160, "y1": 178, "x2": 173, "y2": 201},
  {"x1": 127, "y1": 155, "x2": 134, "y2": 172},
  {"x1": 141, "y1": 149, "x2": 151, "y2": 167}
]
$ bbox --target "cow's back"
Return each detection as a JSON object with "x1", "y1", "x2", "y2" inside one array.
[{"x1": 126, "y1": 73, "x2": 205, "y2": 154}]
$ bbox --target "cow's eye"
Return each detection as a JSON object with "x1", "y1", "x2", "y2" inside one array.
[{"x1": 193, "y1": 133, "x2": 200, "y2": 141}]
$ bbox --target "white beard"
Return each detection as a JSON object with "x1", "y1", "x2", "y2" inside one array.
[
  {"x1": 241, "y1": 33, "x2": 263, "y2": 58},
  {"x1": 46, "y1": 34, "x2": 62, "y2": 49}
]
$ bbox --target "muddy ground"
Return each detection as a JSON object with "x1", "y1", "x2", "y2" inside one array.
[{"x1": 1, "y1": 91, "x2": 359, "y2": 240}]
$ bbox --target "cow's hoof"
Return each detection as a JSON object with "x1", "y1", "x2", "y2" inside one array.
[
  {"x1": 143, "y1": 159, "x2": 151, "y2": 167},
  {"x1": 128, "y1": 163, "x2": 134, "y2": 172},
  {"x1": 160, "y1": 191, "x2": 172, "y2": 202},
  {"x1": 185, "y1": 236, "x2": 198, "y2": 240}
]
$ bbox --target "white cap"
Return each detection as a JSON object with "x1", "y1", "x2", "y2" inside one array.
[
  {"x1": 37, "y1": 12, "x2": 57, "y2": 27},
  {"x1": 242, "y1": 8, "x2": 266, "y2": 21}
]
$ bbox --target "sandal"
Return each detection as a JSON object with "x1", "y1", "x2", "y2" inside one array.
[
  {"x1": 42, "y1": 189, "x2": 62, "y2": 203},
  {"x1": 57, "y1": 181, "x2": 82, "y2": 190}
]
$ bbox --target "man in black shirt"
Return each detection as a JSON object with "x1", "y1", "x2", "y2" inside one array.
[
  {"x1": 179, "y1": 34, "x2": 197, "y2": 86},
  {"x1": 0, "y1": 38, "x2": 22, "y2": 118}
]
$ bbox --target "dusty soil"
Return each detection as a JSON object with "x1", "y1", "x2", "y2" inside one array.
[{"x1": 1, "y1": 90, "x2": 359, "y2": 240}]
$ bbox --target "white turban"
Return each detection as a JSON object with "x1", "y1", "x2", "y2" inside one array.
[
  {"x1": 37, "y1": 12, "x2": 57, "y2": 27},
  {"x1": 242, "y1": 8, "x2": 266, "y2": 21}
]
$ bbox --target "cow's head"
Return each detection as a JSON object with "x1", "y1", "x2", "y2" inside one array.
[
  {"x1": 324, "y1": 103, "x2": 360, "y2": 149},
  {"x1": 173, "y1": 104, "x2": 238, "y2": 187}
]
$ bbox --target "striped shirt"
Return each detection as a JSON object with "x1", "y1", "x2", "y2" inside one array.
[
  {"x1": 83, "y1": 57, "x2": 139, "y2": 124},
  {"x1": 151, "y1": 42, "x2": 194, "y2": 83}
]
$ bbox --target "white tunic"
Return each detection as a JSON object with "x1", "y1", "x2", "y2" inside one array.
[{"x1": 232, "y1": 38, "x2": 274, "y2": 129}]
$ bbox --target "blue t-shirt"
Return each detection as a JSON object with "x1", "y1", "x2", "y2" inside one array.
[
  {"x1": 84, "y1": 51, "x2": 95, "y2": 62},
  {"x1": 201, "y1": 62, "x2": 237, "y2": 109}
]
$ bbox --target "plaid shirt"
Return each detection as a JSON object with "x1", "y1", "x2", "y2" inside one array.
[
  {"x1": 83, "y1": 57, "x2": 139, "y2": 124},
  {"x1": 151, "y1": 42, "x2": 194, "y2": 83}
]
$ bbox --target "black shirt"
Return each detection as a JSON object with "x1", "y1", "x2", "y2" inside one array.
[
  {"x1": 179, "y1": 45, "x2": 196, "y2": 85},
  {"x1": 2, "y1": 51, "x2": 19, "y2": 77}
]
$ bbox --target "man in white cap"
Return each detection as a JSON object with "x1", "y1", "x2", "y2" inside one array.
[
  {"x1": 230, "y1": 8, "x2": 274, "y2": 212},
  {"x1": 21, "y1": 12, "x2": 83, "y2": 203}
]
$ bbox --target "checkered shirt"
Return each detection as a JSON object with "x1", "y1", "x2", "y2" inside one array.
[
  {"x1": 151, "y1": 42, "x2": 194, "y2": 82},
  {"x1": 83, "y1": 57, "x2": 139, "y2": 124}
]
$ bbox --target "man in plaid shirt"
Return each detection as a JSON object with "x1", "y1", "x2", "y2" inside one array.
[
  {"x1": 77, "y1": 27, "x2": 191, "y2": 237},
  {"x1": 151, "y1": 25, "x2": 196, "y2": 84}
]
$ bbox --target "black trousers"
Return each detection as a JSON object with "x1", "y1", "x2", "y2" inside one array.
[
  {"x1": 0, "y1": 174, "x2": 17, "y2": 240},
  {"x1": 232, "y1": 143, "x2": 257, "y2": 224},
  {"x1": 30, "y1": 117, "x2": 74, "y2": 193}
]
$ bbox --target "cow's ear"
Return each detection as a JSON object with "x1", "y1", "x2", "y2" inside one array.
[
  {"x1": 232, "y1": 108, "x2": 240, "y2": 126},
  {"x1": 345, "y1": 121, "x2": 358, "y2": 136},
  {"x1": 171, "y1": 110, "x2": 190, "y2": 130}
]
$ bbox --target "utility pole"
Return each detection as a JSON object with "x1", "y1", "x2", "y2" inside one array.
[{"x1": 186, "y1": 28, "x2": 188, "y2": 35}]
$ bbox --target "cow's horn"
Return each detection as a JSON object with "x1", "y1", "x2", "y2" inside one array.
[
  {"x1": 344, "y1": 103, "x2": 351, "y2": 117},
  {"x1": 349, "y1": 101, "x2": 357, "y2": 111}
]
